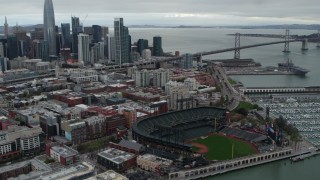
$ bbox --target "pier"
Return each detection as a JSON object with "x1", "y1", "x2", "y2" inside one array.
[
  {"x1": 240, "y1": 86, "x2": 320, "y2": 95},
  {"x1": 226, "y1": 69, "x2": 296, "y2": 75},
  {"x1": 168, "y1": 149, "x2": 294, "y2": 179},
  {"x1": 291, "y1": 151, "x2": 320, "y2": 162}
]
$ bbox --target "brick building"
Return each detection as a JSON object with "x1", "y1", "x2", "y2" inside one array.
[
  {"x1": 106, "y1": 114, "x2": 126, "y2": 135},
  {"x1": 87, "y1": 106, "x2": 118, "y2": 117},
  {"x1": 122, "y1": 109, "x2": 137, "y2": 128},
  {"x1": 107, "y1": 84, "x2": 128, "y2": 92},
  {"x1": 82, "y1": 85, "x2": 108, "y2": 94},
  {"x1": 46, "y1": 143, "x2": 79, "y2": 166},
  {"x1": 122, "y1": 90, "x2": 160, "y2": 103},
  {"x1": 84, "y1": 116, "x2": 107, "y2": 140},
  {"x1": 109, "y1": 140, "x2": 145, "y2": 155},
  {"x1": 0, "y1": 161, "x2": 32, "y2": 179},
  {"x1": 137, "y1": 154, "x2": 172, "y2": 174},
  {"x1": 61, "y1": 120, "x2": 87, "y2": 145}
]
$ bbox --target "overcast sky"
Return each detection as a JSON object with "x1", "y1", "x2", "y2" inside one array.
[{"x1": 1, "y1": 0, "x2": 320, "y2": 26}]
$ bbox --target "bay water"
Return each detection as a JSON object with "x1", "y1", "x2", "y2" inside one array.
[{"x1": 128, "y1": 28, "x2": 320, "y2": 180}]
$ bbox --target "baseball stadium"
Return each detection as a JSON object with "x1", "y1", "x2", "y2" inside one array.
[{"x1": 132, "y1": 107, "x2": 266, "y2": 160}]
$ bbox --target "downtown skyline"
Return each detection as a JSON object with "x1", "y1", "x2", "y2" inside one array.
[{"x1": 1, "y1": 0, "x2": 320, "y2": 26}]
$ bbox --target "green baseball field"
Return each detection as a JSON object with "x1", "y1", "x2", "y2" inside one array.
[{"x1": 191, "y1": 134, "x2": 257, "y2": 160}]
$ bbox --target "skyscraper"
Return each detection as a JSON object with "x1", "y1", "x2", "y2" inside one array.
[
  {"x1": 114, "y1": 18, "x2": 130, "y2": 65},
  {"x1": 107, "y1": 35, "x2": 116, "y2": 61},
  {"x1": 72, "y1": 16, "x2": 80, "y2": 32},
  {"x1": 39, "y1": 41, "x2": 49, "y2": 61},
  {"x1": 153, "y1": 36, "x2": 162, "y2": 56},
  {"x1": 71, "y1": 16, "x2": 82, "y2": 54},
  {"x1": 43, "y1": 0, "x2": 56, "y2": 55},
  {"x1": 102, "y1": 26, "x2": 109, "y2": 40},
  {"x1": 4, "y1": 16, "x2": 8, "y2": 37},
  {"x1": 92, "y1": 25, "x2": 102, "y2": 43},
  {"x1": 180, "y1": 53, "x2": 193, "y2": 69},
  {"x1": 137, "y1": 39, "x2": 148, "y2": 55},
  {"x1": 61, "y1": 23, "x2": 71, "y2": 48},
  {"x1": 78, "y1": 33, "x2": 90, "y2": 65},
  {"x1": 0, "y1": 43, "x2": 4, "y2": 57},
  {"x1": 7, "y1": 35, "x2": 18, "y2": 60},
  {"x1": 0, "y1": 57, "x2": 8, "y2": 73}
]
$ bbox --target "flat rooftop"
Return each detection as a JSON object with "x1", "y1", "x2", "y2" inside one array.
[
  {"x1": 138, "y1": 154, "x2": 172, "y2": 166},
  {"x1": 36, "y1": 162, "x2": 94, "y2": 180},
  {"x1": 3, "y1": 159, "x2": 51, "y2": 180},
  {"x1": 98, "y1": 148, "x2": 136, "y2": 165},
  {"x1": 51, "y1": 146, "x2": 78, "y2": 158},
  {"x1": 86, "y1": 170, "x2": 128, "y2": 180}
]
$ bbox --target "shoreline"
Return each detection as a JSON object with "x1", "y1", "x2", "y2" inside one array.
[{"x1": 169, "y1": 146, "x2": 320, "y2": 180}]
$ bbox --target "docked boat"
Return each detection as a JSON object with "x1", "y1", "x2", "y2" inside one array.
[
  {"x1": 278, "y1": 59, "x2": 309, "y2": 76},
  {"x1": 290, "y1": 151, "x2": 319, "y2": 162}
]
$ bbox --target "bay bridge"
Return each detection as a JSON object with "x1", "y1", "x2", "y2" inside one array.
[{"x1": 98, "y1": 29, "x2": 320, "y2": 71}]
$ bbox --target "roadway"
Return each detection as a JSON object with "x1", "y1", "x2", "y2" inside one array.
[{"x1": 208, "y1": 63, "x2": 241, "y2": 110}]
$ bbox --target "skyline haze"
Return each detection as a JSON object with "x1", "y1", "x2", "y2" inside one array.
[{"x1": 1, "y1": 0, "x2": 319, "y2": 26}]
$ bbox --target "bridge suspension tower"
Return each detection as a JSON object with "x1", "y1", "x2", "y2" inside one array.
[
  {"x1": 283, "y1": 29, "x2": 290, "y2": 53},
  {"x1": 317, "y1": 30, "x2": 320, "y2": 48},
  {"x1": 301, "y1": 39, "x2": 308, "y2": 51},
  {"x1": 234, "y1": 33, "x2": 240, "y2": 59}
]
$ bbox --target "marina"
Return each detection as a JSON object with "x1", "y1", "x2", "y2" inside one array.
[{"x1": 257, "y1": 97, "x2": 320, "y2": 146}]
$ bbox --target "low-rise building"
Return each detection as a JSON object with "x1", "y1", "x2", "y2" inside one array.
[
  {"x1": 46, "y1": 144, "x2": 79, "y2": 166},
  {"x1": 21, "y1": 59, "x2": 50, "y2": 73},
  {"x1": 0, "y1": 69, "x2": 39, "y2": 83},
  {"x1": 106, "y1": 114, "x2": 126, "y2": 135},
  {"x1": 0, "y1": 126, "x2": 45, "y2": 162},
  {"x1": 69, "y1": 69, "x2": 99, "y2": 83},
  {"x1": 0, "y1": 159, "x2": 51, "y2": 180},
  {"x1": 109, "y1": 140, "x2": 145, "y2": 155},
  {"x1": 0, "y1": 116, "x2": 18, "y2": 130},
  {"x1": 107, "y1": 83, "x2": 128, "y2": 92},
  {"x1": 97, "y1": 148, "x2": 136, "y2": 172},
  {"x1": 122, "y1": 90, "x2": 160, "y2": 103},
  {"x1": 86, "y1": 170, "x2": 128, "y2": 180},
  {"x1": 137, "y1": 154, "x2": 173, "y2": 173},
  {"x1": 61, "y1": 120, "x2": 87, "y2": 145}
]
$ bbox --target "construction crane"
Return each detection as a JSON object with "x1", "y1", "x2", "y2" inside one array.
[{"x1": 81, "y1": 14, "x2": 88, "y2": 26}]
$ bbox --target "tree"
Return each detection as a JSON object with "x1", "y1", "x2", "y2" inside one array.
[
  {"x1": 236, "y1": 108, "x2": 249, "y2": 116},
  {"x1": 290, "y1": 131, "x2": 301, "y2": 150},
  {"x1": 275, "y1": 116, "x2": 287, "y2": 131}
]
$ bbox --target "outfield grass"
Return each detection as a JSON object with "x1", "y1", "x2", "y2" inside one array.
[{"x1": 192, "y1": 134, "x2": 256, "y2": 160}]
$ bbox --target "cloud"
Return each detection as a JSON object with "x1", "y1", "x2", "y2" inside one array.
[{"x1": 1, "y1": 0, "x2": 319, "y2": 26}]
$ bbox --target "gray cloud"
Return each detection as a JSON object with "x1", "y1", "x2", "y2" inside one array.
[{"x1": 1, "y1": 0, "x2": 319, "y2": 26}]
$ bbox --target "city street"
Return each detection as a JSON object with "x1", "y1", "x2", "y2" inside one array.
[{"x1": 208, "y1": 64, "x2": 241, "y2": 110}]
